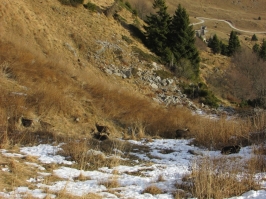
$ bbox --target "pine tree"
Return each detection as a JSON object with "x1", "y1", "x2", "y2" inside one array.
[
  {"x1": 168, "y1": 4, "x2": 200, "y2": 77},
  {"x1": 227, "y1": 31, "x2": 241, "y2": 56},
  {"x1": 208, "y1": 34, "x2": 221, "y2": 54},
  {"x1": 143, "y1": 0, "x2": 171, "y2": 56},
  {"x1": 251, "y1": 34, "x2": 258, "y2": 41},
  {"x1": 259, "y1": 39, "x2": 266, "y2": 61},
  {"x1": 253, "y1": 43, "x2": 260, "y2": 54},
  {"x1": 220, "y1": 41, "x2": 228, "y2": 56}
]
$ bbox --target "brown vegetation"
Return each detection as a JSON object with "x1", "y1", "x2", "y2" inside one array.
[
  {"x1": 142, "y1": 185, "x2": 163, "y2": 195},
  {"x1": 177, "y1": 156, "x2": 260, "y2": 199},
  {"x1": 0, "y1": 0, "x2": 266, "y2": 197}
]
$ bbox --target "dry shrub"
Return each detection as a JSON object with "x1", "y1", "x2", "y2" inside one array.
[
  {"x1": 178, "y1": 156, "x2": 260, "y2": 199},
  {"x1": 142, "y1": 185, "x2": 163, "y2": 195}
]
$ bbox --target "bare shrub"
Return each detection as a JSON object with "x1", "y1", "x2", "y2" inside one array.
[{"x1": 210, "y1": 48, "x2": 266, "y2": 106}]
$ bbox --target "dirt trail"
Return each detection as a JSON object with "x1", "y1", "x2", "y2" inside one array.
[{"x1": 192, "y1": 17, "x2": 266, "y2": 34}]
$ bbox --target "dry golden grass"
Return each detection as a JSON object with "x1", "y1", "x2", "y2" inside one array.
[
  {"x1": 129, "y1": 0, "x2": 266, "y2": 32},
  {"x1": 157, "y1": 174, "x2": 165, "y2": 182},
  {"x1": 189, "y1": 116, "x2": 250, "y2": 149},
  {"x1": 0, "y1": 0, "x2": 265, "y2": 198},
  {"x1": 0, "y1": 0, "x2": 265, "y2": 153},
  {"x1": 177, "y1": 156, "x2": 260, "y2": 199},
  {"x1": 142, "y1": 185, "x2": 163, "y2": 195},
  {"x1": 59, "y1": 138, "x2": 127, "y2": 170},
  {"x1": 99, "y1": 176, "x2": 120, "y2": 189},
  {"x1": 54, "y1": 191, "x2": 102, "y2": 199},
  {"x1": 246, "y1": 144, "x2": 266, "y2": 173},
  {"x1": 0, "y1": 157, "x2": 38, "y2": 192},
  {"x1": 73, "y1": 173, "x2": 91, "y2": 181}
]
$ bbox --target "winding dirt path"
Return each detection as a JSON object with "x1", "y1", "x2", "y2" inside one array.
[{"x1": 192, "y1": 17, "x2": 266, "y2": 34}]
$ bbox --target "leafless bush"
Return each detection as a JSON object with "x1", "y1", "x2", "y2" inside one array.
[{"x1": 212, "y1": 48, "x2": 266, "y2": 105}]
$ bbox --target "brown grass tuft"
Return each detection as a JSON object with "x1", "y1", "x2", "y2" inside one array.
[
  {"x1": 142, "y1": 185, "x2": 163, "y2": 195},
  {"x1": 99, "y1": 176, "x2": 120, "y2": 189}
]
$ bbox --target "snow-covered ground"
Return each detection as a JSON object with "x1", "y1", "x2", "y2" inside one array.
[{"x1": 0, "y1": 139, "x2": 266, "y2": 199}]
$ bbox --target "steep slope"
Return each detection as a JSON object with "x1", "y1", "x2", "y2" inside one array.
[{"x1": 0, "y1": 0, "x2": 195, "y2": 139}]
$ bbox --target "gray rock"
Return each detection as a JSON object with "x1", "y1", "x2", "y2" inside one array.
[
  {"x1": 150, "y1": 83, "x2": 158, "y2": 89},
  {"x1": 188, "y1": 149, "x2": 203, "y2": 156}
]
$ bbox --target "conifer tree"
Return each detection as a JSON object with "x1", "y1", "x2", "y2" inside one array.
[
  {"x1": 144, "y1": 0, "x2": 171, "y2": 56},
  {"x1": 251, "y1": 34, "x2": 258, "y2": 41},
  {"x1": 168, "y1": 4, "x2": 200, "y2": 77},
  {"x1": 220, "y1": 41, "x2": 228, "y2": 56},
  {"x1": 253, "y1": 43, "x2": 260, "y2": 54},
  {"x1": 259, "y1": 39, "x2": 266, "y2": 61},
  {"x1": 227, "y1": 31, "x2": 241, "y2": 56},
  {"x1": 208, "y1": 34, "x2": 221, "y2": 54}
]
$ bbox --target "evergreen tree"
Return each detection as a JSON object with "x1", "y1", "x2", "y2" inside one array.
[
  {"x1": 220, "y1": 41, "x2": 228, "y2": 56},
  {"x1": 208, "y1": 34, "x2": 221, "y2": 54},
  {"x1": 168, "y1": 4, "x2": 200, "y2": 77},
  {"x1": 227, "y1": 31, "x2": 241, "y2": 56},
  {"x1": 253, "y1": 43, "x2": 260, "y2": 54},
  {"x1": 259, "y1": 39, "x2": 266, "y2": 61},
  {"x1": 251, "y1": 34, "x2": 258, "y2": 41},
  {"x1": 143, "y1": 0, "x2": 171, "y2": 56}
]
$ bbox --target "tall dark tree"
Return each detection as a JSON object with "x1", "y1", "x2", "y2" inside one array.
[
  {"x1": 253, "y1": 43, "x2": 260, "y2": 54},
  {"x1": 220, "y1": 41, "x2": 228, "y2": 56},
  {"x1": 208, "y1": 34, "x2": 221, "y2": 54},
  {"x1": 259, "y1": 39, "x2": 266, "y2": 61},
  {"x1": 168, "y1": 4, "x2": 200, "y2": 77},
  {"x1": 251, "y1": 34, "x2": 258, "y2": 41},
  {"x1": 227, "y1": 31, "x2": 241, "y2": 56},
  {"x1": 143, "y1": 0, "x2": 171, "y2": 56}
]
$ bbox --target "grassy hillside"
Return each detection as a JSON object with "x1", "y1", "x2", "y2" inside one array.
[
  {"x1": 1, "y1": 1, "x2": 266, "y2": 198},
  {"x1": 0, "y1": 0, "x2": 265, "y2": 142},
  {"x1": 0, "y1": 0, "x2": 196, "y2": 140}
]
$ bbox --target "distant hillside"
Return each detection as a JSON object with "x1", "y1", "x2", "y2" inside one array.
[{"x1": 0, "y1": 0, "x2": 265, "y2": 139}]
